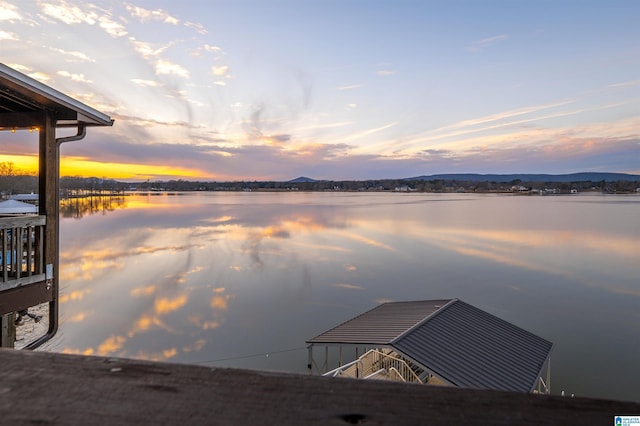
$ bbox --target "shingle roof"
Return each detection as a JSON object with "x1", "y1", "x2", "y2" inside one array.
[{"x1": 308, "y1": 299, "x2": 553, "y2": 393}]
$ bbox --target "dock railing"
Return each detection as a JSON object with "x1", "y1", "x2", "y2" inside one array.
[
  {"x1": 0, "y1": 215, "x2": 46, "y2": 291},
  {"x1": 324, "y1": 349, "x2": 423, "y2": 384}
]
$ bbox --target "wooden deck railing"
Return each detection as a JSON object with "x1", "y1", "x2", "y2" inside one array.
[{"x1": 0, "y1": 215, "x2": 46, "y2": 291}]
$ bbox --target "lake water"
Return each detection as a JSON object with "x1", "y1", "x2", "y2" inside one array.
[{"x1": 40, "y1": 192, "x2": 640, "y2": 402}]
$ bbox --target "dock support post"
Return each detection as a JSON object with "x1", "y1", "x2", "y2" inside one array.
[{"x1": 0, "y1": 313, "x2": 15, "y2": 348}]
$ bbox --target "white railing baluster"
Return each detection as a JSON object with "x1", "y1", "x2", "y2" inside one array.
[{"x1": 323, "y1": 349, "x2": 423, "y2": 384}]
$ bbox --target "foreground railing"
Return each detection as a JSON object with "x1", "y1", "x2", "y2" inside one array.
[
  {"x1": 0, "y1": 215, "x2": 46, "y2": 291},
  {"x1": 324, "y1": 349, "x2": 423, "y2": 384}
]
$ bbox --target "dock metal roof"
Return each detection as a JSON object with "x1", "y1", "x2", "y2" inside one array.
[
  {"x1": 308, "y1": 299, "x2": 553, "y2": 393},
  {"x1": 308, "y1": 300, "x2": 451, "y2": 345},
  {"x1": 0, "y1": 63, "x2": 113, "y2": 130}
]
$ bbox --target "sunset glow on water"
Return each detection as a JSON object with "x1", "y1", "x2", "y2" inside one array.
[{"x1": 36, "y1": 192, "x2": 640, "y2": 402}]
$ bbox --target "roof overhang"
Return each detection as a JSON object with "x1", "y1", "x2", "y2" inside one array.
[{"x1": 0, "y1": 63, "x2": 113, "y2": 131}]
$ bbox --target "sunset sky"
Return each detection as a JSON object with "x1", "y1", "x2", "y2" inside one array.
[{"x1": 0, "y1": 0, "x2": 639, "y2": 181}]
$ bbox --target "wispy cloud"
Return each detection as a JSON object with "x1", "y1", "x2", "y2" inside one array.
[
  {"x1": 438, "y1": 100, "x2": 574, "y2": 132},
  {"x1": 51, "y1": 48, "x2": 95, "y2": 62},
  {"x1": 339, "y1": 122, "x2": 397, "y2": 143},
  {"x1": 0, "y1": 1, "x2": 21, "y2": 21},
  {"x1": 124, "y1": 3, "x2": 179, "y2": 25},
  {"x1": 608, "y1": 80, "x2": 640, "y2": 88},
  {"x1": 57, "y1": 70, "x2": 93, "y2": 83},
  {"x1": 129, "y1": 38, "x2": 172, "y2": 59},
  {"x1": 39, "y1": 1, "x2": 127, "y2": 38},
  {"x1": 338, "y1": 84, "x2": 362, "y2": 90},
  {"x1": 27, "y1": 71, "x2": 51, "y2": 82},
  {"x1": 332, "y1": 283, "x2": 364, "y2": 290},
  {"x1": 98, "y1": 15, "x2": 127, "y2": 38},
  {"x1": 379, "y1": 100, "x2": 578, "y2": 155},
  {"x1": 202, "y1": 44, "x2": 222, "y2": 54},
  {"x1": 184, "y1": 21, "x2": 207, "y2": 35},
  {"x1": 211, "y1": 65, "x2": 229, "y2": 76},
  {"x1": 40, "y1": 2, "x2": 99, "y2": 25},
  {"x1": 0, "y1": 30, "x2": 18, "y2": 40},
  {"x1": 468, "y1": 34, "x2": 508, "y2": 52},
  {"x1": 131, "y1": 78, "x2": 159, "y2": 88}
]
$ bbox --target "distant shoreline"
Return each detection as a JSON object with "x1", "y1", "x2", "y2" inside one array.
[{"x1": 2, "y1": 172, "x2": 639, "y2": 197}]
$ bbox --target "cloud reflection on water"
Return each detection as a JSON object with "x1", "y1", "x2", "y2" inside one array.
[{"x1": 48, "y1": 192, "x2": 640, "y2": 401}]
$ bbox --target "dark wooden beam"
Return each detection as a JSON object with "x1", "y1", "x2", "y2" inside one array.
[
  {"x1": 0, "y1": 349, "x2": 637, "y2": 425},
  {"x1": 0, "y1": 111, "x2": 43, "y2": 129},
  {"x1": 0, "y1": 280, "x2": 51, "y2": 316}
]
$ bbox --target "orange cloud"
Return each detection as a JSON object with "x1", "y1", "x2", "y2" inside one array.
[
  {"x1": 62, "y1": 347, "x2": 95, "y2": 356},
  {"x1": 182, "y1": 339, "x2": 207, "y2": 353},
  {"x1": 59, "y1": 289, "x2": 91, "y2": 304},
  {"x1": 154, "y1": 294, "x2": 188, "y2": 315},
  {"x1": 210, "y1": 295, "x2": 228, "y2": 310},
  {"x1": 131, "y1": 285, "x2": 156, "y2": 296},
  {"x1": 130, "y1": 315, "x2": 154, "y2": 334},
  {"x1": 97, "y1": 335, "x2": 126, "y2": 356},
  {"x1": 188, "y1": 316, "x2": 221, "y2": 330},
  {"x1": 341, "y1": 231, "x2": 397, "y2": 251},
  {"x1": 66, "y1": 312, "x2": 91, "y2": 323},
  {"x1": 163, "y1": 348, "x2": 178, "y2": 359},
  {"x1": 133, "y1": 348, "x2": 179, "y2": 362}
]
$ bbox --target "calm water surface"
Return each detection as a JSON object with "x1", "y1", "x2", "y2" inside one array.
[{"x1": 42, "y1": 192, "x2": 640, "y2": 402}]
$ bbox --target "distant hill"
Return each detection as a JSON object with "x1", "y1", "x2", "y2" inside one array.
[
  {"x1": 288, "y1": 176, "x2": 317, "y2": 183},
  {"x1": 407, "y1": 172, "x2": 640, "y2": 183}
]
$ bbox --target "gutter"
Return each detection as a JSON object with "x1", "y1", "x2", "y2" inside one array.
[{"x1": 24, "y1": 125, "x2": 87, "y2": 350}]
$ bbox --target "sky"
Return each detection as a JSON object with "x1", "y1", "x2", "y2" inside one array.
[{"x1": 0, "y1": 0, "x2": 639, "y2": 181}]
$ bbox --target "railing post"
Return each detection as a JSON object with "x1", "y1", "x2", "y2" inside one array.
[
  {"x1": 2, "y1": 228, "x2": 7, "y2": 283},
  {"x1": 0, "y1": 313, "x2": 15, "y2": 348}
]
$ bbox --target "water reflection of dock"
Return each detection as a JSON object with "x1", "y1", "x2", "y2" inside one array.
[
  {"x1": 59, "y1": 194, "x2": 128, "y2": 219},
  {"x1": 61, "y1": 189, "x2": 126, "y2": 198}
]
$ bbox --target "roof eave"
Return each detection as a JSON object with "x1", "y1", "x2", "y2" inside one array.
[{"x1": 0, "y1": 63, "x2": 113, "y2": 127}]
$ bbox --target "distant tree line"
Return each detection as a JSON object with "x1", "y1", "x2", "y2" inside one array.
[
  {"x1": 0, "y1": 161, "x2": 128, "y2": 197},
  {"x1": 130, "y1": 177, "x2": 640, "y2": 194},
  {"x1": 0, "y1": 161, "x2": 37, "y2": 195},
  {"x1": 1, "y1": 164, "x2": 639, "y2": 197}
]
